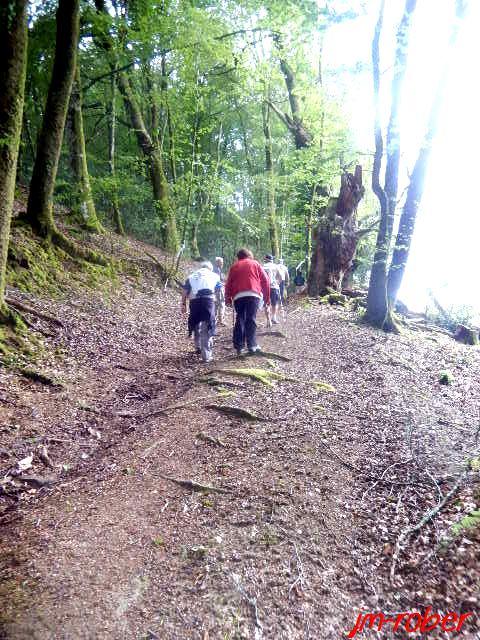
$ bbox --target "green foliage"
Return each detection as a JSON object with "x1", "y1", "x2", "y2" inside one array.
[
  {"x1": 451, "y1": 510, "x2": 480, "y2": 537},
  {"x1": 427, "y1": 302, "x2": 478, "y2": 333},
  {"x1": 17, "y1": 0, "x2": 362, "y2": 269}
]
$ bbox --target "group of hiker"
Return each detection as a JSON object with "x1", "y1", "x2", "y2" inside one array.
[{"x1": 181, "y1": 249, "x2": 291, "y2": 362}]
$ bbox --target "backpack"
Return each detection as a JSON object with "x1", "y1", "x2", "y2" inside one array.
[
  {"x1": 188, "y1": 268, "x2": 220, "y2": 298},
  {"x1": 263, "y1": 263, "x2": 280, "y2": 289}
]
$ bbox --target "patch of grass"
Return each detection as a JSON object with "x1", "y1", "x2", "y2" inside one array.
[
  {"x1": 438, "y1": 370, "x2": 454, "y2": 385},
  {"x1": 311, "y1": 381, "x2": 336, "y2": 393}
]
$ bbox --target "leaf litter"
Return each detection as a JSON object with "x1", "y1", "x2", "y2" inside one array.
[{"x1": 1, "y1": 238, "x2": 480, "y2": 638}]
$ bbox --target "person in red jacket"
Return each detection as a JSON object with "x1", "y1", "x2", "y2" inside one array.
[{"x1": 225, "y1": 248, "x2": 270, "y2": 355}]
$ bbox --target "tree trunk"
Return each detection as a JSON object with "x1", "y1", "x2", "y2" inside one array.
[
  {"x1": 25, "y1": 0, "x2": 80, "y2": 238},
  {"x1": 272, "y1": 36, "x2": 312, "y2": 150},
  {"x1": 66, "y1": 64, "x2": 103, "y2": 233},
  {"x1": 93, "y1": 0, "x2": 177, "y2": 252},
  {"x1": 23, "y1": 0, "x2": 106, "y2": 265},
  {"x1": 366, "y1": 0, "x2": 417, "y2": 328},
  {"x1": 161, "y1": 54, "x2": 177, "y2": 184},
  {"x1": 262, "y1": 102, "x2": 279, "y2": 257},
  {"x1": 365, "y1": 0, "x2": 388, "y2": 327},
  {"x1": 108, "y1": 72, "x2": 125, "y2": 235},
  {"x1": 308, "y1": 166, "x2": 364, "y2": 295},
  {"x1": 386, "y1": 0, "x2": 467, "y2": 314},
  {"x1": 0, "y1": 0, "x2": 28, "y2": 320},
  {"x1": 190, "y1": 217, "x2": 201, "y2": 259},
  {"x1": 117, "y1": 71, "x2": 178, "y2": 252}
]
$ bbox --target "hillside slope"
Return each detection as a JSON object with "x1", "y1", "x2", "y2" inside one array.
[{"x1": 1, "y1": 232, "x2": 480, "y2": 639}]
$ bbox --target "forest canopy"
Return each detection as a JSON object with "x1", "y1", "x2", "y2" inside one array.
[{"x1": 0, "y1": 0, "x2": 472, "y2": 332}]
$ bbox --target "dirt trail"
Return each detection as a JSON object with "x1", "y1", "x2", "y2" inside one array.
[{"x1": 1, "y1": 280, "x2": 480, "y2": 639}]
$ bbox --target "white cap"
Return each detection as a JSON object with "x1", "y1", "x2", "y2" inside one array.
[{"x1": 200, "y1": 261, "x2": 213, "y2": 270}]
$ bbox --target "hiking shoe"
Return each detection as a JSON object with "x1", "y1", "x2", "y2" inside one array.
[
  {"x1": 272, "y1": 318, "x2": 280, "y2": 324},
  {"x1": 236, "y1": 348, "x2": 246, "y2": 356},
  {"x1": 248, "y1": 345, "x2": 262, "y2": 354}
]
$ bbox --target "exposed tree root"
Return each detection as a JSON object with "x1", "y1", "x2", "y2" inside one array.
[
  {"x1": 117, "y1": 395, "x2": 218, "y2": 419},
  {"x1": 239, "y1": 349, "x2": 291, "y2": 362},
  {"x1": 19, "y1": 368, "x2": 60, "y2": 386},
  {"x1": 196, "y1": 432, "x2": 226, "y2": 447},
  {"x1": 199, "y1": 376, "x2": 245, "y2": 389},
  {"x1": 51, "y1": 228, "x2": 109, "y2": 266},
  {"x1": 208, "y1": 404, "x2": 297, "y2": 423},
  {"x1": 390, "y1": 467, "x2": 469, "y2": 581},
  {"x1": 210, "y1": 367, "x2": 291, "y2": 387},
  {"x1": 206, "y1": 404, "x2": 264, "y2": 421},
  {"x1": 6, "y1": 297, "x2": 63, "y2": 327},
  {"x1": 210, "y1": 367, "x2": 335, "y2": 394},
  {"x1": 159, "y1": 474, "x2": 231, "y2": 494}
]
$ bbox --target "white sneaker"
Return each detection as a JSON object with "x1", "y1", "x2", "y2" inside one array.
[{"x1": 248, "y1": 345, "x2": 262, "y2": 354}]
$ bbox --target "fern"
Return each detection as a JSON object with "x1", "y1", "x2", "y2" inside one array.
[{"x1": 451, "y1": 510, "x2": 480, "y2": 536}]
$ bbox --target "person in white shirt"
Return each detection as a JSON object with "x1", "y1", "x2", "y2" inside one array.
[
  {"x1": 262, "y1": 254, "x2": 282, "y2": 325},
  {"x1": 181, "y1": 262, "x2": 221, "y2": 362},
  {"x1": 277, "y1": 258, "x2": 290, "y2": 302},
  {"x1": 213, "y1": 256, "x2": 226, "y2": 325}
]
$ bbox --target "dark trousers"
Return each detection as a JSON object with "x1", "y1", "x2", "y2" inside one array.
[
  {"x1": 188, "y1": 297, "x2": 216, "y2": 337},
  {"x1": 233, "y1": 296, "x2": 260, "y2": 350}
]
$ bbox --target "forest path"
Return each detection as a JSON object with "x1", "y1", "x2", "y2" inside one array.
[{"x1": 1, "y1": 283, "x2": 480, "y2": 639}]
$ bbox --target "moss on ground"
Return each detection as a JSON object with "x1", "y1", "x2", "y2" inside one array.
[
  {"x1": 1, "y1": 226, "x2": 125, "y2": 361},
  {"x1": 7, "y1": 226, "x2": 120, "y2": 298}
]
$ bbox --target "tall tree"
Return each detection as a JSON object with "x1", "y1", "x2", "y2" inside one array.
[
  {"x1": 93, "y1": 0, "x2": 179, "y2": 252},
  {"x1": 25, "y1": 0, "x2": 79, "y2": 238},
  {"x1": 66, "y1": 64, "x2": 104, "y2": 233},
  {"x1": 116, "y1": 71, "x2": 179, "y2": 252},
  {"x1": 366, "y1": 0, "x2": 417, "y2": 328},
  {"x1": 262, "y1": 101, "x2": 280, "y2": 257},
  {"x1": 386, "y1": 0, "x2": 467, "y2": 313},
  {"x1": 107, "y1": 71, "x2": 125, "y2": 235},
  {"x1": 24, "y1": 0, "x2": 106, "y2": 263},
  {"x1": 0, "y1": 0, "x2": 28, "y2": 321}
]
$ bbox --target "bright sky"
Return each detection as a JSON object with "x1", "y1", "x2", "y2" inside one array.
[{"x1": 324, "y1": 0, "x2": 480, "y2": 319}]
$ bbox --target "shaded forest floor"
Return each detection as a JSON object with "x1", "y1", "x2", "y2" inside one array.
[{"x1": 1, "y1": 234, "x2": 480, "y2": 639}]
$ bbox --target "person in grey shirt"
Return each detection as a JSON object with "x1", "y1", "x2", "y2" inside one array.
[{"x1": 213, "y1": 256, "x2": 226, "y2": 325}]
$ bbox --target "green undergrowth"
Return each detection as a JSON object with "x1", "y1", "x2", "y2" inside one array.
[
  {"x1": 0, "y1": 314, "x2": 44, "y2": 368},
  {"x1": 7, "y1": 226, "x2": 121, "y2": 298}
]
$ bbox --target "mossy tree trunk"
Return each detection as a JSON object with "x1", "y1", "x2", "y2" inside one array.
[
  {"x1": 262, "y1": 101, "x2": 280, "y2": 258},
  {"x1": 161, "y1": 53, "x2": 177, "y2": 184},
  {"x1": 0, "y1": 0, "x2": 28, "y2": 321},
  {"x1": 24, "y1": 0, "x2": 107, "y2": 265},
  {"x1": 117, "y1": 71, "x2": 179, "y2": 253},
  {"x1": 93, "y1": 0, "x2": 177, "y2": 251},
  {"x1": 25, "y1": 0, "x2": 79, "y2": 238},
  {"x1": 66, "y1": 64, "x2": 103, "y2": 233},
  {"x1": 108, "y1": 72, "x2": 125, "y2": 235}
]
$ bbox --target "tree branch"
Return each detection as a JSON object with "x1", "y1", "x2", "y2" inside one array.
[
  {"x1": 82, "y1": 61, "x2": 135, "y2": 93},
  {"x1": 266, "y1": 99, "x2": 292, "y2": 131}
]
